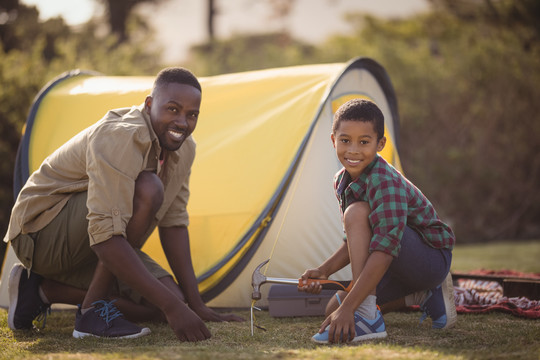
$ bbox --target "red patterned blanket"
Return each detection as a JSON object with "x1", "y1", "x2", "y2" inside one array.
[{"x1": 452, "y1": 270, "x2": 540, "y2": 319}]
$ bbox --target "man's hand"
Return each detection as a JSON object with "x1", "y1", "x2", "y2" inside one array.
[
  {"x1": 159, "y1": 226, "x2": 244, "y2": 324},
  {"x1": 92, "y1": 236, "x2": 212, "y2": 341},
  {"x1": 298, "y1": 268, "x2": 328, "y2": 294},
  {"x1": 164, "y1": 303, "x2": 212, "y2": 342}
]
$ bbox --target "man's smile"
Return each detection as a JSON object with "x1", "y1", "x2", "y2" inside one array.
[{"x1": 168, "y1": 129, "x2": 186, "y2": 141}]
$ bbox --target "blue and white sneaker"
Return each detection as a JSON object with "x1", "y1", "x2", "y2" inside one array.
[
  {"x1": 419, "y1": 272, "x2": 457, "y2": 329},
  {"x1": 312, "y1": 309, "x2": 387, "y2": 344}
]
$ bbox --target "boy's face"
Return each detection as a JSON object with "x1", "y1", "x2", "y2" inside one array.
[
  {"x1": 145, "y1": 83, "x2": 201, "y2": 152},
  {"x1": 331, "y1": 120, "x2": 386, "y2": 180}
]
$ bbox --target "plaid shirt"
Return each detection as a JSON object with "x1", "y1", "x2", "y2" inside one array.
[{"x1": 334, "y1": 155, "x2": 455, "y2": 257}]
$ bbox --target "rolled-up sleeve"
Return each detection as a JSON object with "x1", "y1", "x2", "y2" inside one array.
[{"x1": 86, "y1": 122, "x2": 149, "y2": 245}]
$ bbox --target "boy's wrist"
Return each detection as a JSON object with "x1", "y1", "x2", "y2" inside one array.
[{"x1": 316, "y1": 266, "x2": 330, "y2": 279}]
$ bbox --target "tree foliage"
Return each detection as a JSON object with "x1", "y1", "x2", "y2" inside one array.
[
  {"x1": 188, "y1": 32, "x2": 317, "y2": 75},
  {"x1": 97, "y1": 0, "x2": 165, "y2": 43}
]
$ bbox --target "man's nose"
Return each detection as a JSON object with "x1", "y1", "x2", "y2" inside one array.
[{"x1": 175, "y1": 114, "x2": 188, "y2": 129}]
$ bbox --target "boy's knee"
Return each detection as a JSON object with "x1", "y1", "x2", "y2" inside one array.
[
  {"x1": 134, "y1": 171, "x2": 164, "y2": 211},
  {"x1": 343, "y1": 201, "x2": 371, "y2": 228}
]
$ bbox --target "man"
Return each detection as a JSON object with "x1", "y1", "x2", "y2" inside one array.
[{"x1": 5, "y1": 67, "x2": 243, "y2": 341}]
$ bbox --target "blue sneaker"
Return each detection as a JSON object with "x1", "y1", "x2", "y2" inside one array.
[
  {"x1": 419, "y1": 272, "x2": 457, "y2": 329},
  {"x1": 73, "y1": 300, "x2": 151, "y2": 339},
  {"x1": 312, "y1": 309, "x2": 387, "y2": 344},
  {"x1": 8, "y1": 263, "x2": 51, "y2": 330}
]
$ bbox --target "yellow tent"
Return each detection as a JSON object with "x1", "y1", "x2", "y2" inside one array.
[{"x1": 0, "y1": 58, "x2": 401, "y2": 308}]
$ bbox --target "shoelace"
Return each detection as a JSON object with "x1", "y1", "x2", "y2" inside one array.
[
  {"x1": 91, "y1": 300, "x2": 123, "y2": 325},
  {"x1": 32, "y1": 305, "x2": 51, "y2": 330}
]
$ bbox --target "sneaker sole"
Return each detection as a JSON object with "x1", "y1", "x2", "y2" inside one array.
[
  {"x1": 7, "y1": 264, "x2": 25, "y2": 330},
  {"x1": 311, "y1": 330, "x2": 387, "y2": 344},
  {"x1": 72, "y1": 327, "x2": 151, "y2": 339},
  {"x1": 440, "y1": 272, "x2": 457, "y2": 329},
  {"x1": 352, "y1": 330, "x2": 388, "y2": 342}
]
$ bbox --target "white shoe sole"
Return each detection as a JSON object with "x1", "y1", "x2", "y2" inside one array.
[
  {"x1": 7, "y1": 264, "x2": 25, "y2": 330},
  {"x1": 352, "y1": 330, "x2": 388, "y2": 342},
  {"x1": 72, "y1": 327, "x2": 151, "y2": 339},
  {"x1": 441, "y1": 272, "x2": 457, "y2": 329},
  {"x1": 312, "y1": 330, "x2": 387, "y2": 344}
]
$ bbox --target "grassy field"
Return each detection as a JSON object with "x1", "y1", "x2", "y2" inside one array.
[{"x1": 1, "y1": 240, "x2": 539, "y2": 360}]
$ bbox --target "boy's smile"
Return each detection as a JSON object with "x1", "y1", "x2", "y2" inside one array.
[{"x1": 331, "y1": 120, "x2": 386, "y2": 180}]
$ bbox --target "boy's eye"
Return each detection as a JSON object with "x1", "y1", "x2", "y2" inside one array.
[
  {"x1": 189, "y1": 113, "x2": 199, "y2": 119},
  {"x1": 340, "y1": 139, "x2": 349, "y2": 144},
  {"x1": 168, "y1": 106, "x2": 178, "y2": 113},
  {"x1": 360, "y1": 140, "x2": 369, "y2": 145}
]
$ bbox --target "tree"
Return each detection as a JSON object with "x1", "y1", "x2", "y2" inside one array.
[
  {"x1": 207, "y1": 0, "x2": 216, "y2": 42},
  {"x1": 98, "y1": 0, "x2": 165, "y2": 43},
  {"x1": 428, "y1": 0, "x2": 540, "y2": 51}
]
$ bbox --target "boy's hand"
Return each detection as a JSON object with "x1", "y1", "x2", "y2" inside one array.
[
  {"x1": 165, "y1": 303, "x2": 211, "y2": 342},
  {"x1": 319, "y1": 307, "x2": 356, "y2": 344},
  {"x1": 298, "y1": 268, "x2": 327, "y2": 294}
]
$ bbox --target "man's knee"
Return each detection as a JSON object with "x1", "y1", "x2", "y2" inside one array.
[
  {"x1": 134, "y1": 171, "x2": 164, "y2": 212},
  {"x1": 343, "y1": 201, "x2": 371, "y2": 229}
]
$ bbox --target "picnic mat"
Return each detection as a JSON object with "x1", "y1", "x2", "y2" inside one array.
[{"x1": 453, "y1": 270, "x2": 540, "y2": 319}]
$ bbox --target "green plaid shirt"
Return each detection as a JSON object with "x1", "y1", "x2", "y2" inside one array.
[{"x1": 334, "y1": 155, "x2": 455, "y2": 257}]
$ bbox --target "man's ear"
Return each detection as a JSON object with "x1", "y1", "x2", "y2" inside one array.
[
  {"x1": 144, "y1": 95, "x2": 152, "y2": 112},
  {"x1": 377, "y1": 136, "x2": 386, "y2": 152},
  {"x1": 330, "y1": 133, "x2": 336, "y2": 148}
]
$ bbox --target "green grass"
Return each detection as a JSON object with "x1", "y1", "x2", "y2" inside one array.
[
  {"x1": 451, "y1": 240, "x2": 540, "y2": 273},
  {"x1": 1, "y1": 240, "x2": 539, "y2": 360}
]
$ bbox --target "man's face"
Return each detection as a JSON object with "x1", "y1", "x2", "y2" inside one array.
[{"x1": 145, "y1": 83, "x2": 201, "y2": 151}]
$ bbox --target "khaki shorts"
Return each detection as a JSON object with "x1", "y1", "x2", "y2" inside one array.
[{"x1": 11, "y1": 191, "x2": 170, "y2": 303}]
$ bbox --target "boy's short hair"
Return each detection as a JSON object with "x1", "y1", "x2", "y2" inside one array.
[
  {"x1": 152, "y1": 67, "x2": 201, "y2": 95},
  {"x1": 332, "y1": 99, "x2": 384, "y2": 140}
]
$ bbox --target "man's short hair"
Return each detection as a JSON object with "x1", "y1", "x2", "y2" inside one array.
[
  {"x1": 152, "y1": 67, "x2": 201, "y2": 94},
  {"x1": 332, "y1": 99, "x2": 384, "y2": 140}
]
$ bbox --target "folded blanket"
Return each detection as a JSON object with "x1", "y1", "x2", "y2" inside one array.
[{"x1": 453, "y1": 270, "x2": 540, "y2": 319}]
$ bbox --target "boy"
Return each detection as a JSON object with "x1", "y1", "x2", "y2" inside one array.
[
  {"x1": 299, "y1": 99, "x2": 456, "y2": 344},
  {"x1": 6, "y1": 67, "x2": 242, "y2": 341}
]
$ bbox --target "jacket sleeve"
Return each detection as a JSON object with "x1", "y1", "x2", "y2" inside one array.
[{"x1": 86, "y1": 121, "x2": 149, "y2": 245}]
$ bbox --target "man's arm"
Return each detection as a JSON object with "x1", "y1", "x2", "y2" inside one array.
[
  {"x1": 159, "y1": 226, "x2": 244, "y2": 322},
  {"x1": 92, "y1": 235, "x2": 212, "y2": 341}
]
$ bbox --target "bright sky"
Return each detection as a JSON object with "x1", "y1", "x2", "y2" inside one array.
[
  {"x1": 20, "y1": 0, "x2": 429, "y2": 63},
  {"x1": 22, "y1": 0, "x2": 101, "y2": 25}
]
